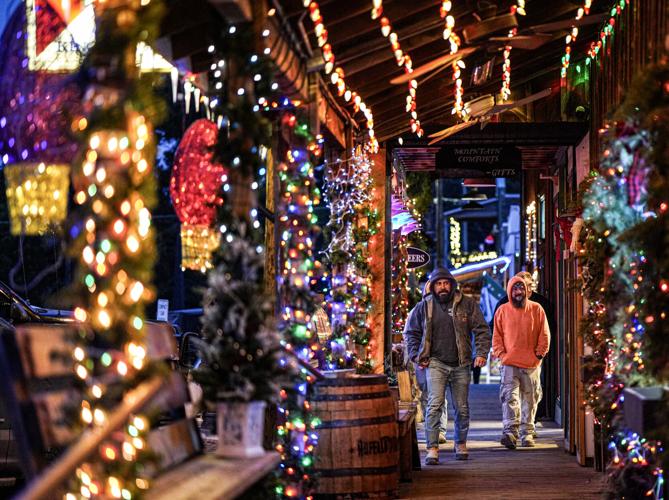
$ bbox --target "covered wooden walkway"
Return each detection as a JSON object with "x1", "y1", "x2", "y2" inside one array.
[{"x1": 400, "y1": 385, "x2": 605, "y2": 499}]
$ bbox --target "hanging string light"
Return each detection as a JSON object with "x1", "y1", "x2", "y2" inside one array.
[
  {"x1": 587, "y1": 0, "x2": 629, "y2": 63},
  {"x1": 561, "y1": 0, "x2": 593, "y2": 80},
  {"x1": 371, "y1": 1, "x2": 423, "y2": 137},
  {"x1": 323, "y1": 147, "x2": 378, "y2": 372},
  {"x1": 275, "y1": 113, "x2": 323, "y2": 498},
  {"x1": 502, "y1": 1, "x2": 526, "y2": 101},
  {"x1": 438, "y1": 1, "x2": 467, "y2": 117},
  {"x1": 65, "y1": 1, "x2": 165, "y2": 496},
  {"x1": 305, "y1": 1, "x2": 378, "y2": 151}
]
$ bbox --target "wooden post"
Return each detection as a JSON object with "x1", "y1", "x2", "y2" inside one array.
[{"x1": 369, "y1": 147, "x2": 386, "y2": 374}]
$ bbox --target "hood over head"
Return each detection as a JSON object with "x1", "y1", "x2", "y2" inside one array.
[
  {"x1": 507, "y1": 275, "x2": 528, "y2": 302},
  {"x1": 426, "y1": 267, "x2": 457, "y2": 296}
]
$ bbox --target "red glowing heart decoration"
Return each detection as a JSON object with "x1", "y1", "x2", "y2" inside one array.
[{"x1": 170, "y1": 119, "x2": 225, "y2": 226}]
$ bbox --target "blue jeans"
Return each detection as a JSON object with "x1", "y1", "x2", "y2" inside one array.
[
  {"x1": 415, "y1": 363, "x2": 448, "y2": 436},
  {"x1": 426, "y1": 358, "x2": 471, "y2": 448}
]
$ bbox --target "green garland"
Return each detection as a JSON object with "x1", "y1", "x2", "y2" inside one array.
[
  {"x1": 323, "y1": 150, "x2": 378, "y2": 373},
  {"x1": 63, "y1": 1, "x2": 167, "y2": 497},
  {"x1": 193, "y1": 21, "x2": 286, "y2": 405},
  {"x1": 579, "y1": 62, "x2": 669, "y2": 498},
  {"x1": 274, "y1": 112, "x2": 323, "y2": 498}
]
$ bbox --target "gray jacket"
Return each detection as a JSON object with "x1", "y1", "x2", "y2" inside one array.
[{"x1": 403, "y1": 290, "x2": 491, "y2": 367}]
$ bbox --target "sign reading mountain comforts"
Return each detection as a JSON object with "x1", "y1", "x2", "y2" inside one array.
[
  {"x1": 436, "y1": 145, "x2": 520, "y2": 178},
  {"x1": 407, "y1": 247, "x2": 430, "y2": 269}
]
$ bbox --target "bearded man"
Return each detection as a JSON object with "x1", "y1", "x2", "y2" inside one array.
[
  {"x1": 404, "y1": 267, "x2": 491, "y2": 465},
  {"x1": 492, "y1": 276, "x2": 550, "y2": 449}
]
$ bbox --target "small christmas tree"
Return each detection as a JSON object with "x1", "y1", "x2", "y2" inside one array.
[{"x1": 193, "y1": 229, "x2": 286, "y2": 403}]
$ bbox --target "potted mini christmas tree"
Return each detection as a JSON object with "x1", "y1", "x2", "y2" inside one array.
[
  {"x1": 190, "y1": 20, "x2": 287, "y2": 459},
  {"x1": 193, "y1": 229, "x2": 286, "y2": 457}
]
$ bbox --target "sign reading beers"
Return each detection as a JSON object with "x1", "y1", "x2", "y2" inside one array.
[{"x1": 407, "y1": 247, "x2": 430, "y2": 269}]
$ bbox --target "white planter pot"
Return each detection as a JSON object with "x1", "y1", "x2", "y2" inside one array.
[{"x1": 216, "y1": 400, "x2": 267, "y2": 458}]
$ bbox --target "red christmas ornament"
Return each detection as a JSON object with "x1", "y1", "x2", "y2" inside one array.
[{"x1": 170, "y1": 119, "x2": 225, "y2": 271}]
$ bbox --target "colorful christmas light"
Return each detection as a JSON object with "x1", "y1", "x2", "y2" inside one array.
[
  {"x1": 579, "y1": 62, "x2": 669, "y2": 497},
  {"x1": 560, "y1": 0, "x2": 592, "y2": 80},
  {"x1": 323, "y1": 147, "x2": 378, "y2": 373},
  {"x1": 65, "y1": 1, "x2": 165, "y2": 497},
  {"x1": 275, "y1": 113, "x2": 323, "y2": 498},
  {"x1": 586, "y1": 0, "x2": 629, "y2": 63}
]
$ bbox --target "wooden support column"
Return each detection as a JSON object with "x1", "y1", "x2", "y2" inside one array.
[{"x1": 369, "y1": 147, "x2": 387, "y2": 374}]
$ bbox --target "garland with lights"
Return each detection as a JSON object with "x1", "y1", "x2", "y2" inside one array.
[
  {"x1": 371, "y1": 1, "x2": 423, "y2": 137},
  {"x1": 579, "y1": 62, "x2": 669, "y2": 498},
  {"x1": 64, "y1": 1, "x2": 167, "y2": 497},
  {"x1": 391, "y1": 235, "x2": 409, "y2": 342},
  {"x1": 274, "y1": 112, "x2": 323, "y2": 499},
  {"x1": 323, "y1": 148, "x2": 379, "y2": 373}
]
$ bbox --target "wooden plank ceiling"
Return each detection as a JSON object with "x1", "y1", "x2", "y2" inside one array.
[{"x1": 278, "y1": 0, "x2": 607, "y2": 142}]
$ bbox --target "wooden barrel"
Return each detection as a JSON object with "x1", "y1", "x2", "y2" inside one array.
[{"x1": 312, "y1": 374, "x2": 399, "y2": 498}]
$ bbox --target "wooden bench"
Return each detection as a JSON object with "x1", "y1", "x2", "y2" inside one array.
[
  {"x1": 0, "y1": 321, "x2": 277, "y2": 499},
  {"x1": 146, "y1": 452, "x2": 280, "y2": 500}
]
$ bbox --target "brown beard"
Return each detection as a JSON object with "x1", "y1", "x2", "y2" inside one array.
[{"x1": 511, "y1": 296, "x2": 526, "y2": 308}]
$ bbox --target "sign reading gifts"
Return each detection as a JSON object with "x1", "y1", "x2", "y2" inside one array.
[
  {"x1": 25, "y1": 0, "x2": 173, "y2": 73},
  {"x1": 436, "y1": 145, "x2": 520, "y2": 178}
]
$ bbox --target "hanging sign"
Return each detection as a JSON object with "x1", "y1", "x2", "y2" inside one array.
[
  {"x1": 156, "y1": 299, "x2": 169, "y2": 322},
  {"x1": 407, "y1": 247, "x2": 430, "y2": 269},
  {"x1": 436, "y1": 145, "x2": 520, "y2": 178}
]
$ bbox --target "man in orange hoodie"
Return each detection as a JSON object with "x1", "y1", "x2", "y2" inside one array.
[{"x1": 492, "y1": 275, "x2": 550, "y2": 449}]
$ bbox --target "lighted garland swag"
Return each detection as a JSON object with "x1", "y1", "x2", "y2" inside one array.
[{"x1": 578, "y1": 61, "x2": 669, "y2": 498}]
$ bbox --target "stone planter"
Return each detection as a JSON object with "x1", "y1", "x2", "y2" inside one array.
[
  {"x1": 216, "y1": 400, "x2": 266, "y2": 458},
  {"x1": 623, "y1": 386, "x2": 669, "y2": 436}
]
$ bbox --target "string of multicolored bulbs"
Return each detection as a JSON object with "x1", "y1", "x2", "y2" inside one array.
[
  {"x1": 560, "y1": 0, "x2": 593, "y2": 80},
  {"x1": 275, "y1": 113, "x2": 323, "y2": 498},
  {"x1": 371, "y1": 1, "x2": 423, "y2": 137},
  {"x1": 305, "y1": 1, "x2": 379, "y2": 152},
  {"x1": 587, "y1": 0, "x2": 629, "y2": 62}
]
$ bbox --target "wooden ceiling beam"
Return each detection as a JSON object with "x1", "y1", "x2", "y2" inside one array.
[
  {"x1": 343, "y1": 29, "x2": 447, "y2": 79},
  {"x1": 326, "y1": 0, "x2": 451, "y2": 49}
]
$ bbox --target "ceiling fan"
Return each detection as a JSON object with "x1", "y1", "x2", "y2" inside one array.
[
  {"x1": 390, "y1": 2, "x2": 605, "y2": 86},
  {"x1": 427, "y1": 87, "x2": 553, "y2": 145}
]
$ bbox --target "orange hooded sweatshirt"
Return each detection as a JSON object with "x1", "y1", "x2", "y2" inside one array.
[{"x1": 492, "y1": 276, "x2": 550, "y2": 369}]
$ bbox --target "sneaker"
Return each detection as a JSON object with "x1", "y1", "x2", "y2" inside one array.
[
  {"x1": 454, "y1": 443, "x2": 469, "y2": 461},
  {"x1": 425, "y1": 447, "x2": 439, "y2": 465},
  {"x1": 500, "y1": 433, "x2": 517, "y2": 450},
  {"x1": 438, "y1": 432, "x2": 447, "y2": 444},
  {"x1": 520, "y1": 436, "x2": 535, "y2": 448}
]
